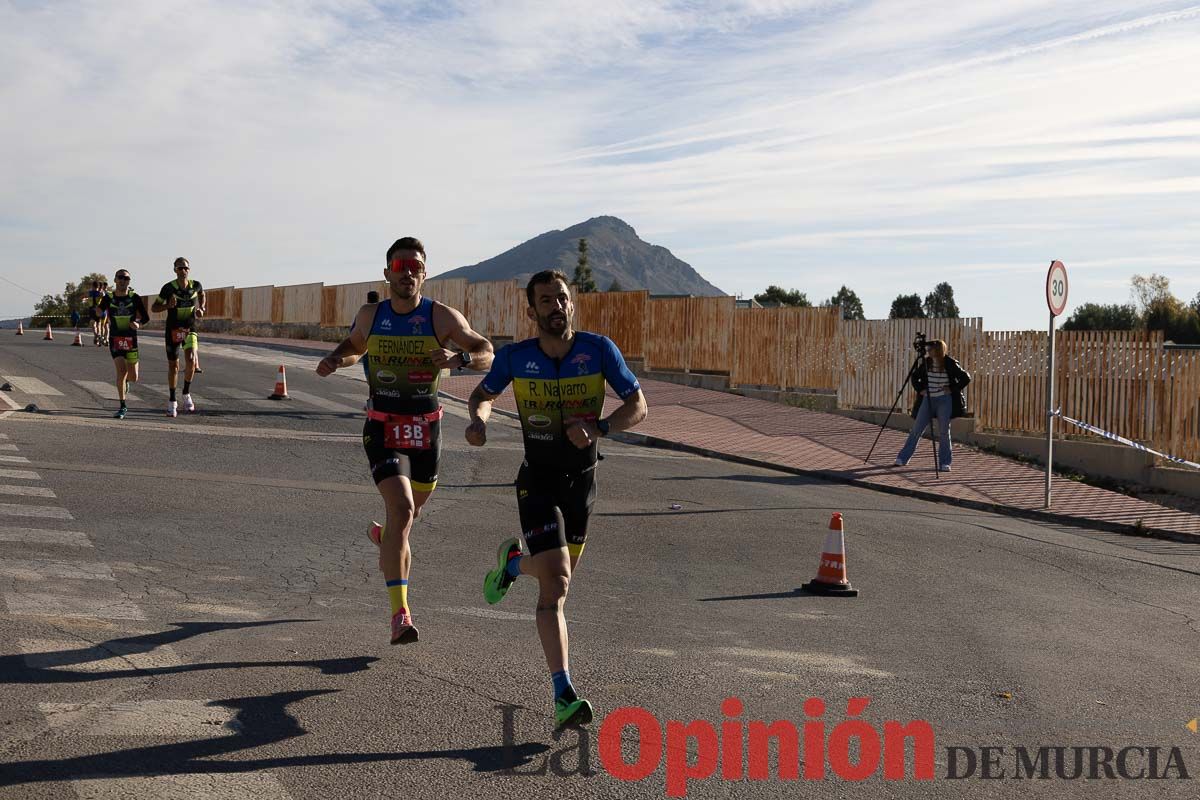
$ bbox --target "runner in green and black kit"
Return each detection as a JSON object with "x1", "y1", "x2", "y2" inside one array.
[
  {"x1": 100, "y1": 269, "x2": 150, "y2": 419},
  {"x1": 467, "y1": 269, "x2": 647, "y2": 728},
  {"x1": 317, "y1": 236, "x2": 493, "y2": 645},
  {"x1": 152, "y1": 257, "x2": 205, "y2": 418}
]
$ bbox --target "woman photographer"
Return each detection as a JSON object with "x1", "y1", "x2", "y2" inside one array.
[{"x1": 894, "y1": 338, "x2": 970, "y2": 471}]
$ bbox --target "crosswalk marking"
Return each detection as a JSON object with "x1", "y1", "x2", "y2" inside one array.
[
  {"x1": 0, "y1": 502, "x2": 72, "y2": 519},
  {"x1": 283, "y1": 390, "x2": 362, "y2": 414},
  {"x1": 0, "y1": 454, "x2": 31, "y2": 463},
  {"x1": 71, "y1": 773, "x2": 293, "y2": 800},
  {"x1": 39, "y1": 699, "x2": 237, "y2": 736},
  {"x1": 0, "y1": 484, "x2": 56, "y2": 498},
  {"x1": 138, "y1": 384, "x2": 221, "y2": 406},
  {"x1": 205, "y1": 386, "x2": 278, "y2": 408},
  {"x1": 0, "y1": 443, "x2": 18, "y2": 451},
  {"x1": 0, "y1": 526, "x2": 92, "y2": 546},
  {"x1": 0, "y1": 433, "x2": 9, "y2": 438},
  {"x1": 0, "y1": 468, "x2": 40, "y2": 480},
  {"x1": 19, "y1": 638, "x2": 181, "y2": 670},
  {"x1": 72, "y1": 381, "x2": 140, "y2": 402},
  {"x1": 4, "y1": 592, "x2": 145, "y2": 619},
  {"x1": 0, "y1": 557, "x2": 114, "y2": 581},
  {"x1": 0, "y1": 375, "x2": 64, "y2": 396}
]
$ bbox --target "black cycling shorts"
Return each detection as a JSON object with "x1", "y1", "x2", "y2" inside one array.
[
  {"x1": 362, "y1": 418, "x2": 441, "y2": 492},
  {"x1": 164, "y1": 327, "x2": 198, "y2": 361},
  {"x1": 516, "y1": 462, "x2": 597, "y2": 557}
]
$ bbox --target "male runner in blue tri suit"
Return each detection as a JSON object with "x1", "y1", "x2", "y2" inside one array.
[{"x1": 467, "y1": 269, "x2": 647, "y2": 728}]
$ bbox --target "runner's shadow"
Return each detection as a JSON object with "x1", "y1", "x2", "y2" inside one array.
[
  {"x1": 0, "y1": 620, "x2": 378, "y2": 685},
  {"x1": 697, "y1": 590, "x2": 808, "y2": 602},
  {"x1": 0, "y1": 689, "x2": 548, "y2": 787}
]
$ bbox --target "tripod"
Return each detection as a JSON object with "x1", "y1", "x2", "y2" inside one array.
[{"x1": 865, "y1": 351, "x2": 941, "y2": 476}]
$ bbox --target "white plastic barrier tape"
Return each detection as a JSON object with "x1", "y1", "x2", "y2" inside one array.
[{"x1": 1051, "y1": 409, "x2": 1200, "y2": 471}]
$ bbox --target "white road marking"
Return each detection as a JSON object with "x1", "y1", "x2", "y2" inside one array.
[
  {"x1": 0, "y1": 526, "x2": 92, "y2": 546},
  {"x1": 20, "y1": 638, "x2": 182, "y2": 670},
  {"x1": 0, "y1": 468, "x2": 40, "y2": 480},
  {"x1": 203, "y1": 386, "x2": 279, "y2": 408},
  {"x1": 0, "y1": 375, "x2": 64, "y2": 395},
  {"x1": 282, "y1": 390, "x2": 362, "y2": 414},
  {"x1": 72, "y1": 381, "x2": 139, "y2": 402},
  {"x1": 138, "y1": 384, "x2": 220, "y2": 406},
  {"x1": 39, "y1": 699, "x2": 236, "y2": 736},
  {"x1": 72, "y1": 773, "x2": 293, "y2": 799},
  {"x1": 4, "y1": 593, "x2": 145, "y2": 620},
  {"x1": 438, "y1": 605, "x2": 536, "y2": 622},
  {"x1": 0, "y1": 443, "x2": 18, "y2": 451},
  {"x1": 0, "y1": 454, "x2": 31, "y2": 463},
  {"x1": 0, "y1": 433, "x2": 9, "y2": 438},
  {"x1": 0, "y1": 502, "x2": 72, "y2": 519},
  {"x1": 0, "y1": 484, "x2": 56, "y2": 498},
  {"x1": 0, "y1": 558, "x2": 115, "y2": 581}
]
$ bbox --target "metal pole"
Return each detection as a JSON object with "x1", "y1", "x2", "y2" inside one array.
[{"x1": 1045, "y1": 313, "x2": 1056, "y2": 508}]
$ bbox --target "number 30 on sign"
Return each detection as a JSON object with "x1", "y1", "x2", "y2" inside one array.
[{"x1": 1046, "y1": 260, "x2": 1068, "y2": 317}]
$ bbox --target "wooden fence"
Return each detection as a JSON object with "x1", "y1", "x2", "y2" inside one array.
[{"x1": 192, "y1": 276, "x2": 1200, "y2": 463}]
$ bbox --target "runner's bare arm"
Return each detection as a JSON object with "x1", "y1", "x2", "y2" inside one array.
[
  {"x1": 316, "y1": 304, "x2": 372, "y2": 376},
  {"x1": 196, "y1": 287, "x2": 207, "y2": 317},
  {"x1": 465, "y1": 383, "x2": 499, "y2": 446},
  {"x1": 430, "y1": 303, "x2": 494, "y2": 371}
]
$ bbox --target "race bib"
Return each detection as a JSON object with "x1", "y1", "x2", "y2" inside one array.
[
  {"x1": 171, "y1": 328, "x2": 188, "y2": 343},
  {"x1": 384, "y1": 417, "x2": 432, "y2": 450},
  {"x1": 112, "y1": 336, "x2": 135, "y2": 352}
]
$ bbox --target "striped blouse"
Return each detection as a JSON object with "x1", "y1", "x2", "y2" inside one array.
[{"x1": 926, "y1": 365, "x2": 950, "y2": 398}]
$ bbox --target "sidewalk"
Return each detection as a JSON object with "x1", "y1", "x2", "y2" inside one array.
[{"x1": 202, "y1": 332, "x2": 1200, "y2": 540}]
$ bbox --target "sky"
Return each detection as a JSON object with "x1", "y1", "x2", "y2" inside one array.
[{"x1": 1, "y1": 0, "x2": 1198, "y2": 329}]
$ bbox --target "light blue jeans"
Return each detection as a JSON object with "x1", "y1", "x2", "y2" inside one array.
[{"x1": 897, "y1": 394, "x2": 952, "y2": 467}]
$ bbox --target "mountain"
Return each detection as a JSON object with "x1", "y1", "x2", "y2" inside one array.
[{"x1": 434, "y1": 216, "x2": 725, "y2": 296}]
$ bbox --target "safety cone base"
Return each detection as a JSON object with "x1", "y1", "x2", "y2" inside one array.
[
  {"x1": 797, "y1": 580, "x2": 859, "y2": 597},
  {"x1": 268, "y1": 394, "x2": 291, "y2": 400}
]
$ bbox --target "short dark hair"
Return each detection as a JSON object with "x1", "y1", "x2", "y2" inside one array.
[
  {"x1": 526, "y1": 269, "x2": 570, "y2": 306},
  {"x1": 386, "y1": 237, "x2": 426, "y2": 265},
  {"x1": 174, "y1": 257, "x2": 189, "y2": 268},
  {"x1": 366, "y1": 290, "x2": 380, "y2": 303}
]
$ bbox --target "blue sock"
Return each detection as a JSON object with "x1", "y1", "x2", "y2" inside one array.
[
  {"x1": 505, "y1": 553, "x2": 522, "y2": 579},
  {"x1": 552, "y1": 669, "x2": 577, "y2": 702}
]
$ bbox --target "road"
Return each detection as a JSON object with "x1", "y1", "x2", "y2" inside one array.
[{"x1": 1, "y1": 333, "x2": 1198, "y2": 798}]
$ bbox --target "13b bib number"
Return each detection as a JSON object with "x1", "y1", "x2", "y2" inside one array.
[{"x1": 384, "y1": 418, "x2": 432, "y2": 450}]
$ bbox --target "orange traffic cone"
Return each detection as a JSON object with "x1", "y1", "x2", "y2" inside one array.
[
  {"x1": 268, "y1": 365, "x2": 290, "y2": 400},
  {"x1": 798, "y1": 513, "x2": 859, "y2": 597},
  {"x1": 71, "y1": 330, "x2": 83, "y2": 346},
  {"x1": 43, "y1": 324, "x2": 53, "y2": 341},
  {"x1": 15, "y1": 322, "x2": 23, "y2": 335}
]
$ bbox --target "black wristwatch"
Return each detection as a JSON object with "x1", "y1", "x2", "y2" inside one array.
[
  {"x1": 596, "y1": 418, "x2": 610, "y2": 437},
  {"x1": 458, "y1": 351, "x2": 472, "y2": 369}
]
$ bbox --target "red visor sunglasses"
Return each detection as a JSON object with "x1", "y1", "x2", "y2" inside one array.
[{"x1": 389, "y1": 258, "x2": 425, "y2": 275}]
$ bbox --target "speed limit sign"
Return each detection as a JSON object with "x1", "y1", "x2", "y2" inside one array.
[{"x1": 1046, "y1": 260, "x2": 1068, "y2": 316}]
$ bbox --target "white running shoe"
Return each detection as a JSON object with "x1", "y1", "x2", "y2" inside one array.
[
  {"x1": 167, "y1": 400, "x2": 178, "y2": 418},
  {"x1": 182, "y1": 393, "x2": 196, "y2": 413}
]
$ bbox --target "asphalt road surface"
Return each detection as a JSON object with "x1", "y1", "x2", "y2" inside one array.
[{"x1": 1, "y1": 334, "x2": 1198, "y2": 799}]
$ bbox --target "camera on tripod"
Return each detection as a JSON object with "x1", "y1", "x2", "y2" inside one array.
[{"x1": 912, "y1": 332, "x2": 927, "y2": 356}]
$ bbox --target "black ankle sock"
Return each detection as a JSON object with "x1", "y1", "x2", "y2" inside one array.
[
  {"x1": 182, "y1": 380, "x2": 191, "y2": 394},
  {"x1": 169, "y1": 388, "x2": 176, "y2": 401}
]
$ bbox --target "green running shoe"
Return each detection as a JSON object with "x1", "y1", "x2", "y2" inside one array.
[
  {"x1": 483, "y1": 537, "x2": 523, "y2": 605},
  {"x1": 555, "y1": 696, "x2": 594, "y2": 728}
]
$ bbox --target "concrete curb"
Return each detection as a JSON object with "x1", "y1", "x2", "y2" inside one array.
[{"x1": 201, "y1": 333, "x2": 1199, "y2": 544}]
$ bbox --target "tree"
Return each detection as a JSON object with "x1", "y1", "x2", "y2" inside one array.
[
  {"x1": 32, "y1": 271, "x2": 109, "y2": 327},
  {"x1": 753, "y1": 285, "x2": 811, "y2": 307},
  {"x1": 923, "y1": 282, "x2": 959, "y2": 318},
  {"x1": 889, "y1": 293, "x2": 925, "y2": 319},
  {"x1": 827, "y1": 285, "x2": 865, "y2": 320},
  {"x1": 573, "y1": 238, "x2": 597, "y2": 293},
  {"x1": 1061, "y1": 303, "x2": 1139, "y2": 331},
  {"x1": 1130, "y1": 273, "x2": 1172, "y2": 314},
  {"x1": 607, "y1": 279, "x2": 624, "y2": 292},
  {"x1": 1128, "y1": 273, "x2": 1200, "y2": 343}
]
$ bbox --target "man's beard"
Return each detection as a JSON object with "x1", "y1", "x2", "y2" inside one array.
[
  {"x1": 536, "y1": 311, "x2": 570, "y2": 337},
  {"x1": 392, "y1": 282, "x2": 418, "y2": 300}
]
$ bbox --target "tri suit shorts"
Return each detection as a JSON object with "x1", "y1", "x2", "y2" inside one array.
[
  {"x1": 362, "y1": 417, "x2": 441, "y2": 493},
  {"x1": 164, "y1": 326, "x2": 198, "y2": 361},
  {"x1": 515, "y1": 461, "x2": 597, "y2": 558}
]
